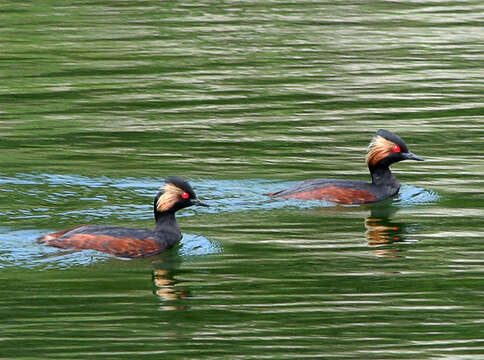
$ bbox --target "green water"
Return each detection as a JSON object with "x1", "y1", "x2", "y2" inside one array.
[{"x1": 1, "y1": 1, "x2": 483, "y2": 359}]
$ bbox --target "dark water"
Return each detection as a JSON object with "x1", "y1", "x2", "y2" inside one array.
[{"x1": 1, "y1": 1, "x2": 484, "y2": 359}]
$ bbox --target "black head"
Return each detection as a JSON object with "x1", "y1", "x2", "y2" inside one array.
[
  {"x1": 366, "y1": 129, "x2": 424, "y2": 168},
  {"x1": 153, "y1": 176, "x2": 209, "y2": 217}
]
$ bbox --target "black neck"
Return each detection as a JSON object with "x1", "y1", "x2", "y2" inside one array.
[
  {"x1": 369, "y1": 165, "x2": 399, "y2": 187},
  {"x1": 154, "y1": 211, "x2": 178, "y2": 230},
  {"x1": 153, "y1": 211, "x2": 182, "y2": 248}
]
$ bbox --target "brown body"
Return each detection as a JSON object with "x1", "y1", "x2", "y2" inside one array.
[
  {"x1": 278, "y1": 185, "x2": 377, "y2": 203},
  {"x1": 38, "y1": 225, "x2": 168, "y2": 258}
]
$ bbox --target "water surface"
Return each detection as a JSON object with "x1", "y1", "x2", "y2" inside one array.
[{"x1": 1, "y1": 1, "x2": 483, "y2": 359}]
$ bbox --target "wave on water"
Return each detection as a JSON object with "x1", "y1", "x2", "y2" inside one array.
[{"x1": 393, "y1": 184, "x2": 440, "y2": 206}]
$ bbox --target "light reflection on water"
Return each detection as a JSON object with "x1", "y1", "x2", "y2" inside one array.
[
  {"x1": 0, "y1": 173, "x2": 440, "y2": 217},
  {"x1": 0, "y1": 173, "x2": 439, "y2": 268}
]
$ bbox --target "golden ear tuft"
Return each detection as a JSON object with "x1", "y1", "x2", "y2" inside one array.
[
  {"x1": 156, "y1": 184, "x2": 184, "y2": 212},
  {"x1": 163, "y1": 183, "x2": 184, "y2": 196},
  {"x1": 366, "y1": 135, "x2": 395, "y2": 167}
]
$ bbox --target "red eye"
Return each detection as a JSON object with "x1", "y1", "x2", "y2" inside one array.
[
  {"x1": 392, "y1": 144, "x2": 401, "y2": 152},
  {"x1": 181, "y1": 192, "x2": 190, "y2": 199}
]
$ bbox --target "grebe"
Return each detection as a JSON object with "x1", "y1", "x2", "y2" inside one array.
[
  {"x1": 37, "y1": 177, "x2": 208, "y2": 258},
  {"x1": 267, "y1": 129, "x2": 423, "y2": 204}
]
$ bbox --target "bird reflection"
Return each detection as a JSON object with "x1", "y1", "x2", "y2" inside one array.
[
  {"x1": 314, "y1": 203, "x2": 416, "y2": 257},
  {"x1": 364, "y1": 205, "x2": 408, "y2": 257},
  {"x1": 152, "y1": 255, "x2": 188, "y2": 310},
  {"x1": 150, "y1": 235, "x2": 221, "y2": 307},
  {"x1": 152, "y1": 269, "x2": 187, "y2": 310}
]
